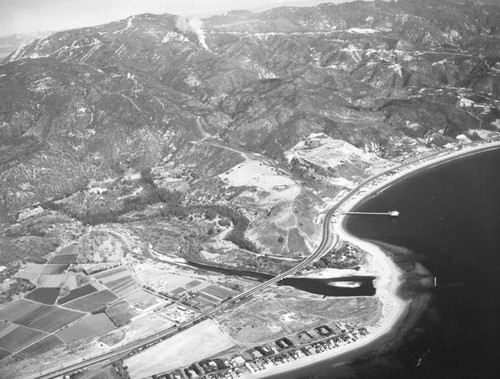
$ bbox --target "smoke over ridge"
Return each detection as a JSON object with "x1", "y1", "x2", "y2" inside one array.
[{"x1": 175, "y1": 16, "x2": 208, "y2": 50}]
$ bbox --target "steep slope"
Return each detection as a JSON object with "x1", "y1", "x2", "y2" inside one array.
[{"x1": 0, "y1": 0, "x2": 499, "y2": 257}]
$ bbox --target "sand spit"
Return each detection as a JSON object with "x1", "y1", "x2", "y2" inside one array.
[{"x1": 242, "y1": 141, "x2": 500, "y2": 378}]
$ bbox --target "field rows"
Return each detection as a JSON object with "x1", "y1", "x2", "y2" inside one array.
[
  {"x1": 58, "y1": 284, "x2": 97, "y2": 305},
  {"x1": 56, "y1": 314, "x2": 116, "y2": 343},
  {"x1": 63, "y1": 290, "x2": 118, "y2": 313},
  {"x1": 0, "y1": 299, "x2": 85, "y2": 333},
  {"x1": 0, "y1": 324, "x2": 48, "y2": 353}
]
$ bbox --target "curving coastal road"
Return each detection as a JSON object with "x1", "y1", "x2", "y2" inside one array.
[{"x1": 33, "y1": 142, "x2": 498, "y2": 379}]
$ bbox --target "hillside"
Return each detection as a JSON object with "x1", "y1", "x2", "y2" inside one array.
[{"x1": 0, "y1": 0, "x2": 499, "y2": 263}]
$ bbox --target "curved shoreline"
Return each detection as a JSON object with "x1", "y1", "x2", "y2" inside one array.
[{"x1": 242, "y1": 140, "x2": 500, "y2": 379}]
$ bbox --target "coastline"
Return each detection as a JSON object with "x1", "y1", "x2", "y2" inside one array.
[{"x1": 240, "y1": 140, "x2": 500, "y2": 379}]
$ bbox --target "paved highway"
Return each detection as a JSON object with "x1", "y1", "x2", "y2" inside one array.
[
  {"x1": 34, "y1": 146, "x2": 461, "y2": 379},
  {"x1": 34, "y1": 195, "x2": 341, "y2": 379}
]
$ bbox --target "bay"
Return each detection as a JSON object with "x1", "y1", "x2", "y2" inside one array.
[{"x1": 278, "y1": 147, "x2": 500, "y2": 379}]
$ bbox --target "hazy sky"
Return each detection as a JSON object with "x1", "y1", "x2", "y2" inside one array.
[{"x1": 0, "y1": 0, "x2": 348, "y2": 36}]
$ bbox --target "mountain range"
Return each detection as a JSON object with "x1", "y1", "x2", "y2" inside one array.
[{"x1": 1, "y1": 0, "x2": 499, "y2": 257}]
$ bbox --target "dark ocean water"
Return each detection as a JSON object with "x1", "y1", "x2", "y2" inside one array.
[
  {"x1": 340, "y1": 147, "x2": 500, "y2": 379},
  {"x1": 274, "y1": 147, "x2": 500, "y2": 379}
]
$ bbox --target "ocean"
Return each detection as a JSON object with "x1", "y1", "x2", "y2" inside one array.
[
  {"x1": 275, "y1": 146, "x2": 500, "y2": 379},
  {"x1": 340, "y1": 146, "x2": 500, "y2": 378}
]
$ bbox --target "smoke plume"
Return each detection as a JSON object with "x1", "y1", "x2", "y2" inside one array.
[{"x1": 175, "y1": 16, "x2": 209, "y2": 50}]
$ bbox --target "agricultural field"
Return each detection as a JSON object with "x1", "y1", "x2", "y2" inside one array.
[
  {"x1": 78, "y1": 263, "x2": 121, "y2": 275},
  {"x1": 0, "y1": 347, "x2": 10, "y2": 361},
  {"x1": 0, "y1": 299, "x2": 46, "y2": 322},
  {"x1": 123, "y1": 289, "x2": 162, "y2": 311},
  {"x1": 49, "y1": 254, "x2": 78, "y2": 264},
  {"x1": 134, "y1": 265, "x2": 209, "y2": 295},
  {"x1": 0, "y1": 324, "x2": 48, "y2": 352},
  {"x1": 10, "y1": 304, "x2": 53, "y2": 326},
  {"x1": 18, "y1": 307, "x2": 85, "y2": 333},
  {"x1": 1, "y1": 298, "x2": 85, "y2": 333},
  {"x1": 93, "y1": 267, "x2": 139, "y2": 297},
  {"x1": 37, "y1": 274, "x2": 67, "y2": 287},
  {"x1": 99, "y1": 330, "x2": 125, "y2": 347},
  {"x1": 93, "y1": 266, "x2": 131, "y2": 282},
  {"x1": 56, "y1": 313, "x2": 116, "y2": 343},
  {"x1": 125, "y1": 319, "x2": 235, "y2": 379},
  {"x1": 0, "y1": 322, "x2": 16, "y2": 338},
  {"x1": 57, "y1": 284, "x2": 97, "y2": 305},
  {"x1": 41, "y1": 264, "x2": 69, "y2": 275},
  {"x1": 63, "y1": 290, "x2": 118, "y2": 313},
  {"x1": 192, "y1": 295, "x2": 214, "y2": 308},
  {"x1": 15, "y1": 335, "x2": 63, "y2": 359},
  {"x1": 58, "y1": 245, "x2": 79, "y2": 255},
  {"x1": 16, "y1": 264, "x2": 45, "y2": 284},
  {"x1": 105, "y1": 300, "x2": 139, "y2": 327},
  {"x1": 25, "y1": 287, "x2": 60, "y2": 305},
  {"x1": 185, "y1": 279, "x2": 201, "y2": 289},
  {"x1": 196, "y1": 291, "x2": 220, "y2": 303},
  {"x1": 201, "y1": 285, "x2": 237, "y2": 301}
]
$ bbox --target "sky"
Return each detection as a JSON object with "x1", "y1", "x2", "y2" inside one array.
[{"x1": 0, "y1": 0, "x2": 350, "y2": 36}]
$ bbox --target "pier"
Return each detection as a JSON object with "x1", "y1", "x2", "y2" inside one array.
[{"x1": 345, "y1": 211, "x2": 400, "y2": 217}]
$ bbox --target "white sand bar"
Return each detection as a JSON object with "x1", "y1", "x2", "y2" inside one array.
[{"x1": 242, "y1": 141, "x2": 500, "y2": 378}]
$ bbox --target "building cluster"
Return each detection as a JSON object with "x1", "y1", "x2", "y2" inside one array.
[{"x1": 153, "y1": 322, "x2": 369, "y2": 379}]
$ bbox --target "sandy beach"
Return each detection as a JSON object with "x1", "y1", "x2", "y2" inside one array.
[
  {"x1": 241, "y1": 223, "x2": 409, "y2": 379},
  {"x1": 241, "y1": 140, "x2": 500, "y2": 379}
]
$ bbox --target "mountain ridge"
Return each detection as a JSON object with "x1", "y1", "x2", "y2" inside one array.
[{"x1": 0, "y1": 0, "x2": 499, "y2": 240}]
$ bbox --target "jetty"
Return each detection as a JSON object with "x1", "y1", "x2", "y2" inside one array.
[{"x1": 345, "y1": 210, "x2": 400, "y2": 217}]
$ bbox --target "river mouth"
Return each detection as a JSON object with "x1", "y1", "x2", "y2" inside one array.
[{"x1": 186, "y1": 260, "x2": 376, "y2": 297}]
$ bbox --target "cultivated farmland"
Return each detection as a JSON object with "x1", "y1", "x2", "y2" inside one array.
[
  {"x1": 58, "y1": 245, "x2": 79, "y2": 255},
  {"x1": 134, "y1": 266, "x2": 209, "y2": 295},
  {"x1": 41, "y1": 264, "x2": 69, "y2": 275},
  {"x1": 49, "y1": 254, "x2": 78, "y2": 264},
  {"x1": 94, "y1": 267, "x2": 139, "y2": 297},
  {"x1": 16, "y1": 335, "x2": 63, "y2": 359},
  {"x1": 25, "y1": 287, "x2": 60, "y2": 305},
  {"x1": 0, "y1": 322, "x2": 17, "y2": 338},
  {"x1": 37, "y1": 274, "x2": 67, "y2": 288},
  {"x1": 57, "y1": 284, "x2": 97, "y2": 305},
  {"x1": 16, "y1": 264, "x2": 45, "y2": 283},
  {"x1": 123, "y1": 289, "x2": 161, "y2": 310},
  {"x1": 185, "y1": 279, "x2": 202, "y2": 289},
  {"x1": 0, "y1": 325, "x2": 48, "y2": 352},
  {"x1": 3, "y1": 302, "x2": 84, "y2": 333},
  {"x1": 11, "y1": 304, "x2": 53, "y2": 326},
  {"x1": 0, "y1": 299, "x2": 46, "y2": 322},
  {"x1": 63, "y1": 290, "x2": 118, "y2": 313},
  {"x1": 202, "y1": 285, "x2": 237, "y2": 301},
  {"x1": 196, "y1": 291, "x2": 220, "y2": 303},
  {"x1": 105, "y1": 301, "x2": 138, "y2": 327},
  {"x1": 99, "y1": 330, "x2": 125, "y2": 347},
  {"x1": 20, "y1": 307, "x2": 85, "y2": 333},
  {"x1": 0, "y1": 348, "x2": 10, "y2": 361},
  {"x1": 56, "y1": 314, "x2": 116, "y2": 343},
  {"x1": 103, "y1": 275, "x2": 138, "y2": 297}
]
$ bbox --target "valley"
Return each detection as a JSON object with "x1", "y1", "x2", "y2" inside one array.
[{"x1": 0, "y1": 0, "x2": 499, "y2": 378}]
